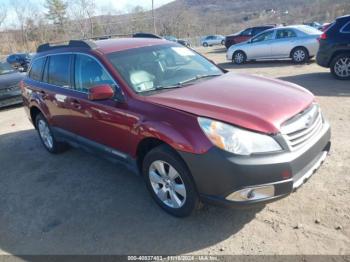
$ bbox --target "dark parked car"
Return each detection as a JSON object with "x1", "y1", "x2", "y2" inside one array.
[
  {"x1": 0, "y1": 60, "x2": 24, "y2": 108},
  {"x1": 132, "y1": 32, "x2": 163, "y2": 39},
  {"x1": 225, "y1": 25, "x2": 275, "y2": 49},
  {"x1": 163, "y1": 35, "x2": 191, "y2": 47},
  {"x1": 7, "y1": 53, "x2": 31, "y2": 72},
  {"x1": 317, "y1": 15, "x2": 350, "y2": 80},
  {"x1": 23, "y1": 39, "x2": 330, "y2": 217},
  {"x1": 176, "y1": 39, "x2": 191, "y2": 47}
]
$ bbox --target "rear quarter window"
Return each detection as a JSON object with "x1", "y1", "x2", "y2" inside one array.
[{"x1": 29, "y1": 57, "x2": 46, "y2": 81}]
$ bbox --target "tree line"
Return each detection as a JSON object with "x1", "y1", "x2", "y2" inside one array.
[{"x1": 0, "y1": 0, "x2": 200, "y2": 55}]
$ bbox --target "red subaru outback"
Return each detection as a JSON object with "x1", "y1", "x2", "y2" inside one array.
[{"x1": 22, "y1": 39, "x2": 331, "y2": 217}]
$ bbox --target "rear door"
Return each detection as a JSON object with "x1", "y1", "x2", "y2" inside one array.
[
  {"x1": 270, "y1": 29, "x2": 298, "y2": 58},
  {"x1": 42, "y1": 54, "x2": 77, "y2": 132},
  {"x1": 25, "y1": 54, "x2": 75, "y2": 132}
]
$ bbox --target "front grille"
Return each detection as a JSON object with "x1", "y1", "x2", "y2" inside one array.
[
  {"x1": 0, "y1": 85, "x2": 19, "y2": 95},
  {"x1": 281, "y1": 104, "x2": 323, "y2": 150}
]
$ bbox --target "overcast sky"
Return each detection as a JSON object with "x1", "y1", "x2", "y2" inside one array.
[{"x1": 1, "y1": 0, "x2": 175, "y2": 26}]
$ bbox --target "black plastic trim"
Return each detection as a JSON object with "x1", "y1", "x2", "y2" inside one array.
[{"x1": 52, "y1": 127, "x2": 139, "y2": 174}]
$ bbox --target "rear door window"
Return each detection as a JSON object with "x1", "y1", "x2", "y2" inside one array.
[
  {"x1": 48, "y1": 54, "x2": 72, "y2": 88},
  {"x1": 29, "y1": 57, "x2": 46, "y2": 81},
  {"x1": 276, "y1": 29, "x2": 297, "y2": 39}
]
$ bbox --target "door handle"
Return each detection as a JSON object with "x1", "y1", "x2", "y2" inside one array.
[{"x1": 71, "y1": 99, "x2": 82, "y2": 109}]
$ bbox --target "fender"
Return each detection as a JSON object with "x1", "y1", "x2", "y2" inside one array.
[{"x1": 131, "y1": 117, "x2": 213, "y2": 158}]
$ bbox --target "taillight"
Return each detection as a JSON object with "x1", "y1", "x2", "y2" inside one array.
[{"x1": 320, "y1": 32, "x2": 327, "y2": 40}]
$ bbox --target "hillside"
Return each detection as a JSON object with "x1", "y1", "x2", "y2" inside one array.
[{"x1": 154, "y1": 0, "x2": 350, "y2": 36}]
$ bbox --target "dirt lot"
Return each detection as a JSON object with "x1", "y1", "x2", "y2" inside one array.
[{"x1": 0, "y1": 46, "x2": 349, "y2": 256}]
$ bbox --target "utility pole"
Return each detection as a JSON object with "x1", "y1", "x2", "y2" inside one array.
[{"x1": 152, "y1": 0, "x2": 157, "y2": 34}]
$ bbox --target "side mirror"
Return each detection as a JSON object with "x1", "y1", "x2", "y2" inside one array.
[{"x1": 88, "y1": 84, "x2": 114, "y2": 100}]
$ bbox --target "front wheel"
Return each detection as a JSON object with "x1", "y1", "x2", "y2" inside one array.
[
  {"x1": 330, "y1": 54, "x2": 350, "y2": 80},
  {"x1": 221, "y1": 40, "x2": 225, "y2": 45},
  {"x1": 291, "y1": 47, "x2": 309, "y2": 63},
  {"x1": 143, "y1": 145, "x2": 200, "y2": 217},
  {"x1": 203, "y1": 42, "x2": 208, "y2": 47}
]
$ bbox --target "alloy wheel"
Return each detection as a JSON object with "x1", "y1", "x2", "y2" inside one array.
[
  {"x1": 38, "y1": 119, "x2": 53, "y2": 149},
  {"x1": 334, "y1": 57, "x2": 350, "y2": 78},
  {"x1": 148, "y1": 160, "x2": 187, "y2": 208}
]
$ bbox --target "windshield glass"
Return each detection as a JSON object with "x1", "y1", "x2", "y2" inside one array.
[
  {"x1": 107, "y1": 44, "x2": 222, "y2": 94},
  {"x1": 0, "y1": 61, "x2": 15, "y2": 75}
]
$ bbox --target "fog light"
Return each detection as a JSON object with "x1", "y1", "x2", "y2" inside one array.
[{"x1": 226, "y1": 185, "x2": 275, "y2": 202}]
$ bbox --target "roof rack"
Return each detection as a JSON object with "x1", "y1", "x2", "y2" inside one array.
[{"x1": 37, "y1": 40, "x2": 97, "y2": 53}]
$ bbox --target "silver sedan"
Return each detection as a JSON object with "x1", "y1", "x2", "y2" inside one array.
[{"x1": 226, "y1": 25, "x2": 322, "y2": 64}]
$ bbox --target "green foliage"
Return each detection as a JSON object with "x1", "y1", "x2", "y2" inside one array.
[{"x1": 44, "y1": 0, "x2": 67, "y2": 26}]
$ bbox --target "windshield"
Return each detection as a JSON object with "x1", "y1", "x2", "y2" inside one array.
[
  {"x1": 0, "y1": 61, "x2": 15, "y2": 75},
  {"x1": 107, "y1": 44, "x2": 222, "y2": 94}
]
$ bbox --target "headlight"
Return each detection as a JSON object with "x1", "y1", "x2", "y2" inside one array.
[{"x1": 198, "y1": 117, "x2": 282, "y2": 155}]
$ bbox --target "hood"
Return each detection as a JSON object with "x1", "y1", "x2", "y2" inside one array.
[
  {"x1": 0, "y1": 71, "x2": 25, "y2": 90},
  {"x1": 143, "y1": 72, "x2": 314, "y2": 134},
  {"x1": 226, "y1": 31, "x2": 241, "y2": 37}
]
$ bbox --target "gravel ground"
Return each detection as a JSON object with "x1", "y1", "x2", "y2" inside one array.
[{"x1": 0, "y1": 46, "x2": 349, "y2": 256}]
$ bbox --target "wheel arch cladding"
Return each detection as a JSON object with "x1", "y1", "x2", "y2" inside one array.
[
  {"x1": 136, "y1": 137, "x2": 165, "y2": 172},
  {"x1": 30, "y1": 106, "x2": 43, "y2": 128},
  {"x1": 331, "y1": 50, "x2": 350, "y2": 63}
]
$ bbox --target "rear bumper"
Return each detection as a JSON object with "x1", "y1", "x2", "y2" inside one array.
[
  {"x1": 316, "y1": 52, "x2": 332, "y2": 68},
  {"x1": 178, "y1": 122, "x2": 331, "y2": 208}
]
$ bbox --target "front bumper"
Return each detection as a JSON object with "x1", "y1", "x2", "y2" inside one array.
[
  {"x1": 0, "y1": 90, "x2": 23, "y2": 108},
  {"x1": 178, "y1": 122, "x2": 331, "y2": 208}
]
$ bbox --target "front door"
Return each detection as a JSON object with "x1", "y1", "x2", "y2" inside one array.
[
  {"x1": 246, "y1": 30, "x2": 275, "y2": 59},
  {"x1": 67, "y1": 53, "x2": 133, "y2": 155}
]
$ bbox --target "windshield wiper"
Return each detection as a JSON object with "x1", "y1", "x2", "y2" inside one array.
[
  {"x1": 180, "y1": 73, "x2": 222, "y2": 85},
  {"x1": 156, "y1": 74, "x2": 222, "y2": 90}
]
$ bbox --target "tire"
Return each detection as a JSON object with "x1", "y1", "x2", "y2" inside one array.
[
  {"x1": 291, "y1": 47, "x2": 309, "y2": 63},
  {"x1": 232, "y1": 51, "x2": 246, "y2": 64},
  {"x1": 330, "y1": 54, "x2": 350, "y2": 80},
  {"x1": 203, "y1": 42, "x2": 208, "y2": 47},
  {"x1": 35, "y1": 113, "x2": 68, "y2": 154},
  {"x1": 221, "y1": 40, "x2": 225, "y2": 45},
  {"x1": 142, "y1": 145, "x2": 200, "y2": 217}
]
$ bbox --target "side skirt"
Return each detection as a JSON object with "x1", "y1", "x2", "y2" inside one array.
[{"x1": 52, "y1": 127, "x2": 140, "y2": 175}]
